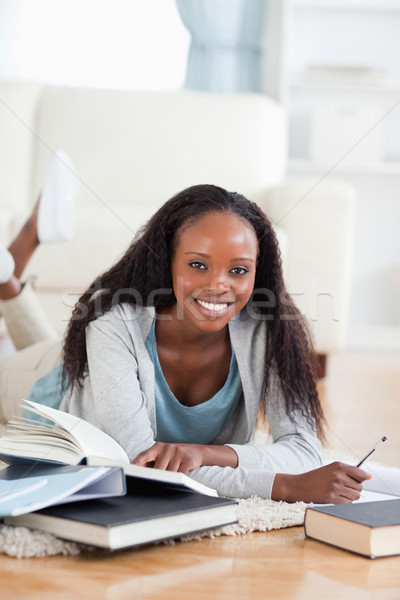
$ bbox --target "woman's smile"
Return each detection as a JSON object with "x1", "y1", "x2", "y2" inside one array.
[{"x1": 193, "y1": 297, "x2": 234, "y2": 316}]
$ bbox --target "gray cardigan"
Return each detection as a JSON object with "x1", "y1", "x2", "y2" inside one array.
[{"x1": 61, "y1": 303, "x2": 322, "y2": 498}]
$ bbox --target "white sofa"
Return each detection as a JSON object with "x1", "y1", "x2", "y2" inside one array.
[{"x1": 0, "y1": 82, "x2": 356, "y2": 356}]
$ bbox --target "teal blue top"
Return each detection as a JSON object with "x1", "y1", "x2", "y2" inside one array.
[
  {"x1": 26, "y1": 363, "x2": 65, "y2": 423},
  {"x1": 145, "y1": 319, "x2": 243, "y2": 444}
]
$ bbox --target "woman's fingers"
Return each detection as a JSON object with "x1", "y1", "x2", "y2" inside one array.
[
  {"x1": 341, "y1": 465, "x2": 371, "y2": 501},
  {"x1": 164, "y1": 452, "x2": 185, "y2": 473},
  {"x1": 132, "y1": 442, "x2": 204, "y2": 473},
  {"x1": 338, "y1": 481, "x2": 366, "y2": 503},
  {"x1": 326, "y1": 462, "x2": 366, "y2": 502},
  {"x1": 338, "y1": 466, "x2": 370, "y2": 502},
  {"x1": 344, "y1": 464, "x2": 371, "y2": 484},
  {"x1": 154, "y1": 447, "x2": 176, "y2": 471},
  {"x1": 132, "y1": 443, "x2": 191, "y2": 472},
  {"x1": 154, "y1": 445, "x2": 197, "y2": 473},
  {"x1": 132, "y1": 442, "x2": 162, "y2": 466}
]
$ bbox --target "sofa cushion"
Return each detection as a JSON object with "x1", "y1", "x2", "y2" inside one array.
[{"x1": 30, "y1": 88, "x2": 287, "y2": 212}]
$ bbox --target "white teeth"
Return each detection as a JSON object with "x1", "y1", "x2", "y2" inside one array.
[{"x1": 196, "y1": 299, "x2": 229, "y2": 312}]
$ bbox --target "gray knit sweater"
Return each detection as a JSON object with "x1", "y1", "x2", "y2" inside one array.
[{"x1": 61, "y1": 304, "x2": 322, "y2": 498}]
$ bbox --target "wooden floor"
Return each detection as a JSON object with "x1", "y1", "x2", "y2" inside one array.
[{"x1": 1, "y1": 349, "x2": 399, "y2": 599}]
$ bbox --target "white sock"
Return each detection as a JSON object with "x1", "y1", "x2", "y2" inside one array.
[
  {"x1": 37, "y1": 149, "x2": 79, "y2": 243},
  {"x1": 0, "y1": 245, "x2": 15, "y2": 284}
]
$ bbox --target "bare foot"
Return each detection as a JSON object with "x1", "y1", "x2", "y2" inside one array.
[{"x1": 7, "y1": 197, "x2": 41, "y2": 279}]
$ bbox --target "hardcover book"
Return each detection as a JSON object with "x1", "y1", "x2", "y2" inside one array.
[
  {"x1": 5, "y1": 490, "x2": 238, "y2": 550},
  {"x1": 304, "y1": 499, "x2": 400, "y2": 558}
]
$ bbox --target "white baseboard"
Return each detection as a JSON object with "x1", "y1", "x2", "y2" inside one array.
[{"x1": 346, "y1": 325, "x2": 400, "y2": 352}]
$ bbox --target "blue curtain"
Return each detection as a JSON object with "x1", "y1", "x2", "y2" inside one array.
[{"x1": 176, "y1": 0, "x2": 266, "y2": 93}]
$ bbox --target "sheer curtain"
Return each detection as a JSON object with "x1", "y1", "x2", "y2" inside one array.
[{"x1": 176, "y1": 0, "x2": 266, "y2": 93}]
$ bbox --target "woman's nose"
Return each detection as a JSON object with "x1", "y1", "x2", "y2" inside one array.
[{"x1": 205, "y1": 274, "x2": 230, "y2": 293}]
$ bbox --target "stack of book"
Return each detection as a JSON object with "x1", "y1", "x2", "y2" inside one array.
[{"x1": 0, "y1": 400, "x2": 238, "y2": 550}]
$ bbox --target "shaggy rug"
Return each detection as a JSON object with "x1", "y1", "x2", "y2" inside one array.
[{"x1": 0, "y1": 496, "x2": 308, "y2": 558}]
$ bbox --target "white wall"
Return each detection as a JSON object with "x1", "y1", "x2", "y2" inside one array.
[{"x1": 0, "y1": 0, "x2": 189, "y2": 90}]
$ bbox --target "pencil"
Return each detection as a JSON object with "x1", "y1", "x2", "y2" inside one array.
[{"x1": 356, "y1": 436, "x2": 387, "y2": 467}]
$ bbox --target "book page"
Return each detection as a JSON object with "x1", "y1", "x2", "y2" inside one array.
[
  {"x1": 356, "y1": 490, "x2": 398, "y2": 503},
  {"x1": 23, "y1": 400, "x2": 129, "y2": 464},
  {"x1": 362, "y1": 463, "x2": 400, "y2": 497}
]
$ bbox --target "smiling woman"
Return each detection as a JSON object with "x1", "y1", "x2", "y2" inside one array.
[{"x1": 0, "y1": 184, "x2": 371, "y2": 504}]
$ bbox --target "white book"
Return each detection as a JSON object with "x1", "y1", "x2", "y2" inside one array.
[
  {"x1": 0, "y1": 399, "x2": 218, "y2": 497},
  {"x1": 0, "y1": 465, "x2": 125, "y2": 516}
]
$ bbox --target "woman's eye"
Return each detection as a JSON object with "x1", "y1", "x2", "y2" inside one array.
[
  {"x1": 230, "y1": 267, "x2": 248, "y2": 276},
  {"x1": 189, "y1": 261, "x2": 207, "y2": 270}
]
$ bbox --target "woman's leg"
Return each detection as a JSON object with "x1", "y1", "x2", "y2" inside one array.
[
  {"x1": 0, "y1": 150, "x2": 78, "y2": 421},
  {"x1": 0, "y1": 280, "x2": 58, "y2": 350},
  {"x1": 0, "y1": 150, "x2": 78, "y2": 349},
  {"x1": 0, "y1": 207, "x2": 58, "y2": 350},
  {"x1": 0, "y1": 339, "x2": 62, "y2": 423},
  {"x1": 7, "y1": 200, "x2": 40, "y2": 280}
]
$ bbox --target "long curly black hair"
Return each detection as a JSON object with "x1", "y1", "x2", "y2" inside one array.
[{"x1": 62, "y1": 184, "x2": 325, "y2": 439}]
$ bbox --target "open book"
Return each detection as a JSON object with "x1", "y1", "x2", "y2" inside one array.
[{"x1": 0, "y1": 400, "x2": 217, "y2": 497}]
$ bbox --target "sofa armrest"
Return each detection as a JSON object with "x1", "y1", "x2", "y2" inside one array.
[{"x1": 259, "y1": 179, "x2": 356, "y2": 353}]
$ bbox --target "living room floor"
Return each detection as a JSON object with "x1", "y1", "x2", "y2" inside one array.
[{"x1": 0, "y1": 345, "x2": 399, "y2": 599}]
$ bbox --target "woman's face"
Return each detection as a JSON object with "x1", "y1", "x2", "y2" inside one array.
[{"x1": 170, "y1": 211, "x2": 259, "y2": 334}]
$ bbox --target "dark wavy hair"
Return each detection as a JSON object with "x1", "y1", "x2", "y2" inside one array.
[{"x1": 63, "y1": 184, "x2": 325, "y2": 438}]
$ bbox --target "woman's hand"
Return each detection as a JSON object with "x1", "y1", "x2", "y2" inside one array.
[
  {"x1": 132, "y1": 442, "x2": 204, "y2": 474},
  {"x1": 272, "y1": 461, "x2": 372, "y2": 504},
  {"x1": 132, "y1": 442, "x2": 238, "y2": 474}
]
